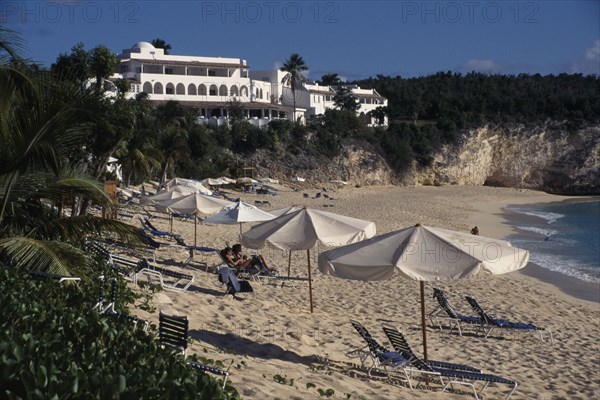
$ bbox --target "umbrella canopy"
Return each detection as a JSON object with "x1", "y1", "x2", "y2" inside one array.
[
  {"x1": 140, "y1": 186, "x2": 195, "y2": 205},
  {"x1": 201, "y1": 178, "x2": 224, "y2": 186},
  {"x1": 164, "y1": 178, "x2": 212, "y2": 195},
  {"x1": 318, "y1": 223, "x2": 529, "y2": 361},
  {"x1": 243, "y1": 207, "x2": 376, "y2": 250},
  {"x1": 154, "y1": 194, "x2": 234, "y2": 248},
  {"x1": 155, "y1": 193, "x2": 234, "y2": 215},
  {"x1": 217, "y1": 176, "x2": 236, "y2": 184},
  {"x1": 241, "y1": 207, "x2": 376, "y2": 312},
  {"x1": 204, "y1": 201, "x2": 277, "y2": 244},
  {"x1": 204, "y1": 201, "x2": 276, "y2": 225}
]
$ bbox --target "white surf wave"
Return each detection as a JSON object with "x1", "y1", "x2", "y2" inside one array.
[
  {"x1": 516, "y1": 226, "x2": 558, "y2": 237},
  {"x1": 530, "y1": 253, "x2": 600, "y2": 284},
  {"x1": 508, "y1": 207, "x2": 565, "y2": 224}
]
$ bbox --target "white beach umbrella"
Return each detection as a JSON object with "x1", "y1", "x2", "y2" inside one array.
[
  {"x1": 318, "y1": 223, "x2": 530, "y2": 361},
  {"x1": 201, "y1": 178, "x2": 224, "y2": 186},
  {"x1": 140, "y1": 186, "x2": 195, "y2": 205},
  {"x1": 240, "y1": 207, "x2": 376, "y2": 312},
  {"x1": 155, "y1": 193, "x2": 234, "y2": 247},
  {"x1": 204, "y1": 200, "x2": 277, "y2": 253},
  {"x1": 217, "y1": 176, "x2": 236, "y2": 184},
  {"x1": 164, "y1": 178, "x2": 212, "y2": 195},
  {"x1": 204, "y1": 200, "x2": 276, "y2": 232}
]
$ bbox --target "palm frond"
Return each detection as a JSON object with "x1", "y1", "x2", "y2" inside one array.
[
  {"x1": 0, "y1": 237, "x2": 92, "y2": 276},
  {"x1": 42, "y1": 215, "x2": 153, "y2": 246}
]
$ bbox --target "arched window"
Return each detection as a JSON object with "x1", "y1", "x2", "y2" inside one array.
[
  {"x1": 176, "y1": 83, "x2": 185, "y2": 95},
  {"x1": 198, "y1": 84, "x2": 207, "y2": 96},
  {"x1": 260, "y1": 89, "x2": 263, "y2": 99},
  {"x1": 143, "y1": 82, "x2": 153, "y2": 93},
  {"x1": 188, "y1": 84, "x2": 197, "y2": 95},
  {"x1": 209, "y1": 84, "x2": 217, "y2": 96},
  {"x1": 166, "y1": 83, "x2": 175, "y2": 95},
  {"x1": 219, "y1": 85, "x2": 227, "y2": 96},
  {"x1": 240, "y1": 86, "x2": 248, "y2": 97},
  {"x1": 230, "y1": 85, "x2": 239, "y2": 96},
  {"x1": 154, "y1": 82, "x2": 163, "y2": 94}
]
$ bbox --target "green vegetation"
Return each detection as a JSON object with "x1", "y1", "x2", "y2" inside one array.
[
  {"x1": 0, "y1": 267, "x2": 237, "y2": 399},
  {"x1": 0, "y1": 29, "x2": 238, "y2": 398},
  {"x1": 356, "y1": 72, "x2": 600, "y2": 126}
]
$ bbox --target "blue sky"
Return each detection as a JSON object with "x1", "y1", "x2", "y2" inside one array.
[{"x1": 3, "y1": 0, "x2": 599, "y2": 80}]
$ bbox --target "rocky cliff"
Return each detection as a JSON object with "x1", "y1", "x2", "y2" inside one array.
[
  {"x1": 250, "y1": 123, "x2": 599, "y2": 195},
  {"x1": 408, "y1": 124, "x2": 599, "y2": 195}
]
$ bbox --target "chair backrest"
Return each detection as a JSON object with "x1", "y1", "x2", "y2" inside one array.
[
  {"x1": 465, "y1": 295, "x2": 494, "y2": 324},
  {"x1": 381, "y1": 326, "x2": 432, "y2": 371},
  {"x1": 433, "y1": 287, "x2": 459, "y2": 319},
  {"x1": 159, "y1": 312, "x2": 189, "y2": 354},
  {"x1": 349, "y1": 320, "x2": 389, "y2": 356},
  {"x1": 88, "y1": 240, "x2": 111, "y2": 259},
  {"x1": 218, "y1": 249, "x2": 235, "y2": 269},
  {"x1": 143, "y1": 218, "x2": 158, "y2": 231}
]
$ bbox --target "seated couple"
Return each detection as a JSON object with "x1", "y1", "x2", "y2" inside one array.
[{"x1": 221, "y1": 244, "x2": 274, "y2": 274}]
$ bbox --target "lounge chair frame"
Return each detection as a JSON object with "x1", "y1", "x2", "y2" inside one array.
[
  {"x1": 428, "y1": 287, "x2": 482, "y2": 336},
  {"x1": 465, "y1": 295, "x2": 554, "y2": 343},
  {"x1": 348, "y1": 320, "x2": 412, "y2": 382},
  {"x1": 134, "y1": 259, "x2": 194, "y2": 292},
  {"x1": 381, "y1": 325, "x2": 518, "y2": 400},
  {"x1": 93, "y1": 276, "x2": 149, "y2": 331},
  {"x1": 218, "y1": 250, "x2": 308, "y2": 288}
]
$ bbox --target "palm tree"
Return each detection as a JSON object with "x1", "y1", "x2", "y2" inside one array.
[
  {"x1": 280, "y1": 53, "x2": 308, "y2": 122},
  {"x1": 0, "y1": 31, "x2": 147, "y2": 277},
  {"x1": 150, "y1": 38, "x2": 172, "y2": 55}
]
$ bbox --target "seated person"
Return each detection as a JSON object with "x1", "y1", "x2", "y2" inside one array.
[
  {"x1": 220, "y1": 246, "x2": 255, "y2": 273},
  {"x1": 231, "y1": 244, "x2": 274, "y2": 274}
]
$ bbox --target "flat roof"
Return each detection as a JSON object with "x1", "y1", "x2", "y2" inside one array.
[{"x1": 121, "y1": 58, "x2": 248, "y2": 69}]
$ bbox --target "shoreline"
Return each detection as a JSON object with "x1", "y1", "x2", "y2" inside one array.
[{"x1": 468, "y1": 190, "x2": 599, "y2": 304}]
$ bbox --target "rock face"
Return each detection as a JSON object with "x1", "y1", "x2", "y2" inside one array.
[
  {"x1": 249, "y1": 123, "x2": 599, "y2": 194},
  {"x1": 411, "y1": 124, "x2": 600, "y2": 194},
  {"x1": 249, "y1": 142, "x2": 395, "y2": 187}
]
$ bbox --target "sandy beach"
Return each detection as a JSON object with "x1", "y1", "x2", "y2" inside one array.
[{"x1": 126, "y1": 185, "x2": 599, "y2": 400}]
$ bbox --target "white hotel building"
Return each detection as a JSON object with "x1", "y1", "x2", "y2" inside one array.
[{"x1": 113, "y1": 42, "x2": 387, "y2": 126}]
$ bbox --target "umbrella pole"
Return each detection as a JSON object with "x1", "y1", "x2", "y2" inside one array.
[
  {"x1": 307, "y1": 250, "x2": 313, "y2": 313},
  {"x1": 194, "y1": 215, "x2": 197, "y2": 251},
  {"x1": 420, "y1": 281, "x2": 428, "y2": 363},
  {"x1": 287, "y1": 251, "x2": 292, "y2": 278},
  {"x1": 239, "y1": 222, "x2": 243, "y2": 254},
  {"x1": 170, "y1": 214, "x2": 173, "y2": 233}
]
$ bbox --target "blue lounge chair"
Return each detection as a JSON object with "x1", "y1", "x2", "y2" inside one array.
[
  {"x1": 465, "y1": 295, "x2": 553, "y2": 343},
  {"x1": 140, "y1": 217, "x2": 180, "y2": 241},
  {"x1": 348, "y1": 320, "x2": 411, "y2": 379},
  {"x1": 217, "y1": 247, "x2": 308, "y2": 287},
  {"x1": 382, "y1": 325, "x2": 518, "y2": 400},
  {"x1": 349, "y1": 321, "x2": 480, "y2": 380},
  {"x1": 429, "y1": 287, "x2": 482, "y2": 336}
]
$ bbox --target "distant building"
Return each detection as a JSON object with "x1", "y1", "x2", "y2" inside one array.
[{"x1": 106, "y1": 42, "x2": 387, "y2": 126}]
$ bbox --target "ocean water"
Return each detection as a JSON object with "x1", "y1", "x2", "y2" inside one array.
[{"x1": 505, "y1": 200, "x2": 600, "y2": 284}]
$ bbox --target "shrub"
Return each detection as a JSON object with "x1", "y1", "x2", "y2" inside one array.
[{"x1": 0, "y1": 268, "x2": 238, "y2": 399}]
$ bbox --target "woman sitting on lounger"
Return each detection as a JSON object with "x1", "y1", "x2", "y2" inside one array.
[
  {"x1": 220, "y1": 246, "x2": 256, "y2": 273},
  {"x1": 231, "y1": 244, "x2": 274, "y2": 274}
]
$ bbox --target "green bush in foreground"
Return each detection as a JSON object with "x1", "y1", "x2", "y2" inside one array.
[{"x1": 0, "y1": 268, "x2": 238, "y2": 399}]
